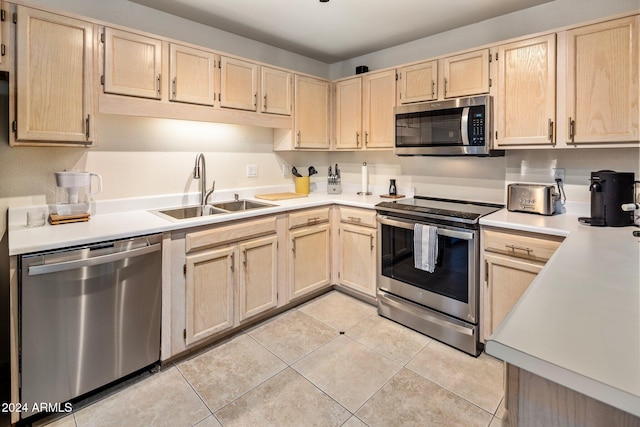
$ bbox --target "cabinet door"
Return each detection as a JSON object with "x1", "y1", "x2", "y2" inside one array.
[
  {"x1": 238, "y1": 235, "x2": 278, "y2": 322},
  {"x1": 483, "y1": 253, "x2": 542, "y2": 341},
  {"x1": 185, "y1": 246, "x2": 235, "y2": 345},
  {"x1": 220, "y1": 56, "x2": 258, "y2": 111},
  {"x1": 16, "y1": 7, "x2": 94, "y2": 144},
  {"x1": 294, "y1": 75, "x2": 330, "y2": 149},
  {"x1": 397, "y1": 61, "x2": 437, "y2": 104},
  {"x1": 335, "y1": 77, "x2": 362, "y2": 149},
  {"x1": 289, "y1": 224, "x2": 331, "y2": 300},
  {"x1": 565, "y1": 16, "x2": 639, "y2": 144},
  {"x1": 443, "y1": 49, "x2": 490, "y2": 98},
  {"x1": 363, "y1": 70, "x2": 396, "y2": 149},
  {"x1": 261, "y1": 66, "x2": 292, "y2": 115},
  {"x1": 169, "y1": 43, "x2": 216, "y2": 106},
  {"x1": 339, "y1": 224, "x2": 376, "y2": 297},
  {"x1": 496, "y1": 35, "x2": 556, "y2": 147},
  {"x1": 103, "y1": 27, "x2": 162, "y2": 99}
]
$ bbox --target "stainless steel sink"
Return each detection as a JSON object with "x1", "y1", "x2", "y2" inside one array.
[
  {"x1": 157, "y1": 205, "x2": 227, "y2": 220},
  {"x1": 210, "y1": 199, "x2": 275, "y2": 211}
]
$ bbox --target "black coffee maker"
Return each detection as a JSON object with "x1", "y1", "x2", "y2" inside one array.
[{"x1": 579, "y1": 170, "x2": 635, "y2": 226}]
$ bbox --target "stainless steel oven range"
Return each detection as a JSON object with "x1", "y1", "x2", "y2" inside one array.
[{"x1": 375, "y1": 197, "x2": 503, "y2": 356}]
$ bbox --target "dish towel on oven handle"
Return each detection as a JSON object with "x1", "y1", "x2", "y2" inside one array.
[{"x1": 414, "y1": 223, "x2": 438, "y2": 273}]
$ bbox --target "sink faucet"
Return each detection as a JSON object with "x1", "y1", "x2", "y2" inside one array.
[{"x1": 193, "y1": 153, "x2": 215, "y2": 208}]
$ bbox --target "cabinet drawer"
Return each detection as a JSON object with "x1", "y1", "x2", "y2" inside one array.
[
  {"x1": 339, "y1": 207, "x2": 377, "y2": 228},
  {"x1": 483, "y1": 228, "x2": 564, "y2": 263},
  {"x1": 186, "y1": 216, "x2": 277, "y2": 253},
  {"x1": 288, "y1": 207, "x2": 330, "y2": 229}
]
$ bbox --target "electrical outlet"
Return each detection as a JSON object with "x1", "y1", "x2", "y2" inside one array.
[
  {"x1": 246, "y1": 164, "x2": 258, "y2": 178},
  {"x1": 282, "y1": 164, "x2": 289, "y2": 177},
  {"x1": 553, "y1": 168, "x2": 565, "y2": 183}
]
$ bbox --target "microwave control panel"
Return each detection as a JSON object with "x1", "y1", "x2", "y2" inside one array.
[{"x1": 468, "y1": 106, "x2": 485, "y2": 145}]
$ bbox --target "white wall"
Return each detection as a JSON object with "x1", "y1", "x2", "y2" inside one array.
[{"x1": 330, "y1": 0, "x2": 639, "y2": 79}]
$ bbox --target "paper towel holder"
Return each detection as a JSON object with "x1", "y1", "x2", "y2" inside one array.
[{"x1": 357, "y1": 162, "x2": 372, "y2": 195}]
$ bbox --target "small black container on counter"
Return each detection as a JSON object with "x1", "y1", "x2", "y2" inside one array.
[{"x1": 389, "y1": 179, "x2": 397, "y2": 196}]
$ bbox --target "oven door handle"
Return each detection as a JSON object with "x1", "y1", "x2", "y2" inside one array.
[{"x1": 377, "y1": 215, "x2": 475, "y2": 241}]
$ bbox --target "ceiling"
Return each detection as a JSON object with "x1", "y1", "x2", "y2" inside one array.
[{"x1": 129, "y1": 0, "x2": 553, "y2": 63}]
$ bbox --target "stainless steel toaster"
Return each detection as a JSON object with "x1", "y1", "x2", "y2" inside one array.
[{"x1": 507, "y1": 184, "x2": 559, "y2": 215}]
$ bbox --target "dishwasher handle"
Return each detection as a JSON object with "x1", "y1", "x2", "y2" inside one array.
[{"x1": 28, "y1": 243, "x2": 161, "y2": 276}]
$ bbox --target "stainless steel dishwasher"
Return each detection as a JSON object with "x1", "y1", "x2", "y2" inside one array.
[{"x1": 19, "y1": 233, "x2": 162, "y2": 415}]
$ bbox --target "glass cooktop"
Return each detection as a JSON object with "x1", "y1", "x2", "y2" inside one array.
[{"x1": 375, "y1": 196, "x2": 503, "y2": 224}]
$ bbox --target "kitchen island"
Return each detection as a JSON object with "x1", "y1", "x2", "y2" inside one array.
[{"x1": 481, "y1": 209, "x2": 640, "y2": 424}]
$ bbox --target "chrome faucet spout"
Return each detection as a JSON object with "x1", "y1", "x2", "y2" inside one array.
[{"x1": 194, "y1": 153, "x2": 207, "y2": 209}]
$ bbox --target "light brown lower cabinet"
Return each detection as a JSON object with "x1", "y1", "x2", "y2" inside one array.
[
  {"x1": 184, "y1": 229, "x2": 278, "y2": 346},
  {"x1": 482, "y1": 227, "x2": 564, "y2": 342},
  {"x1": 505, "y1": 364, "x2": 640, "y2": 426},
  {"x1": 337, "y1": 207, "x2": 378, "y2": 298},
  {"x1": 288, "y1": 208, "x2": 332, "y2": 300}
]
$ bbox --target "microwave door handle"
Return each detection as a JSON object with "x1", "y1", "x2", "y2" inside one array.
[{"x1": 461, "y1": 106, "x2": 470, "y2": 146}]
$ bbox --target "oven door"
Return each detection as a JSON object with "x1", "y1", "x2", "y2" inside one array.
[{"x1": 377, "y1": 215, "x2": 478, "y2": 323}]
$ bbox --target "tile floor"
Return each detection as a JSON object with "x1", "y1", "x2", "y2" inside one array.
[{"x1": 40, "y1": 291, "x2": 506, "y2": 427}]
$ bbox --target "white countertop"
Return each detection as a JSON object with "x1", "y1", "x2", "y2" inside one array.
[
  {"x1": 8, "y1": 184, "x2": 401, "y2": 256},
  {"x1": 481, "y1": 209, "x2": 640, "y2": 417}
]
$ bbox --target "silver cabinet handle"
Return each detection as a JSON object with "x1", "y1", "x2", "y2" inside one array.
[
  {"x1": 242, "y1": 248, "x2": 247, "y2": 267},
  {"x1": 505, "y1": 244, "x2": 533, "y2": 255},
  {"x1": 444, "y1": 78, "x2": 448, "y2": 97},
  {"x1": 370, "y1": 234, "x2": 374, "y2": 250},
  {"x1": 254, "y1": 92, "x2": 258, "y2": 108},
  {"x1": 85, "y1": 114, "x2": 91, "y2": 139},
  {"x1": 172, "y1": 77, "x2": 177, "y2": 98},
  {"x1": 568, "y1": 117, "x2": 575, "y2": 142},
  {"x1": 263, "y1": 94, "x2": 267, "y2": 110},
  {"x1": 347, "y1": 216, "x2": 362, "y2": 223},
  {"x1": 365, "y1": 131, "x2": 369, "y2": 147},
  {"x1": 307, "y1": 217, "x2": 320, "y2": 225},
  {"x1": 230, "y1": 252, "x2": 235, "y2": 271},
  {"x1": 431, "y1": 80, "x2": 435, "y2": 98},
  {"x1": 296, "y1": 131, "x2": 301, "y2": 147},
  {"x1": 356, "y1": 132, "x2": 360, "y2": 147},
  {"x1": 292, "y1": 238, "x2": 296, "y2": 256},
  {"x1": 156, "y1": 74, "x2": 161, "y2": 97},
  {"x1": 548, "y1": 118, "x2": 554, "y2": 143}
]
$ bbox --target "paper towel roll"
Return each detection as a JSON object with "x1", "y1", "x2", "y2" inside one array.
[{"x1": 361, "y1": 162, "x2": 368, "y2": 194}]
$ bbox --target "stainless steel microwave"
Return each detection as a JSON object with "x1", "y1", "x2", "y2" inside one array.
[{"x1": 394, "y1": 95, "x2": 503, "y2": 156}]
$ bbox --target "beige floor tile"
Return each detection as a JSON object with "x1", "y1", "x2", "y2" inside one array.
[
  {"x1": 298, "y1": 291, "x2": 376, "y2": 331},
  {"x1": 341, "y1": 416, "x2": 368, "y2": 427},
  {"x1": 193, "y1": 415, "x2": 222, "y2": 427},
  {"x1": 74, "y1": 367, "x2": 210, "y2": 427},
  {"x1": 215, "y1": 368, "x2": 350, "y2": 427},
  {"x1": 489, "y1": 416, "x2": 508, "y2": 427},
  {"x1": 356, "y1": 369, "x2": 493, "y2": 427},
  {"x1": 407, "y1": 340, "x2": 503, "y2": 413},
  {"x1": 346, "y1": 315, "x2": 431, "y2": 365},
  {"x1": 248, "y1": 310, "x2": 338, "y2": 363},
  {"x1": 293, "y1": 335, "x2": 401, "y2": 412},
  {"x1": 495, "y1": 397, "x2": 507, "y2": 419},
  {"x1": 178, "y1": 334, "x2": 286, "y2": 412},
  {"x1": 42, "y1": 415, "x2": 76, "y2": 427}
]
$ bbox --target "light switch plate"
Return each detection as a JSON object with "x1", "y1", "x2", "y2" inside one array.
[{"x1": 246, "y1": 164, "x2": 258, "y2": 177}]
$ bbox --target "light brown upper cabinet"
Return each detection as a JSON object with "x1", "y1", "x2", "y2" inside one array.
[
  {"x1": 15, "y1": 6, "x2": 95, "y2": 145},
  {"x1": 335, "y1": 77, "x2": 362, "y2": 149},
  {"x1": 563, "y1": 16, "x2": 639, "y2": 145},
  {"x1": 261, "y1": 66, "x2": 292, "y2": 116},
  {"x1": 220, "y1": 56, "x2": 258, "y2": 111},
  {"x1": 443, "y1": 49, "x2": 490, "y2": 98},
  {"x1": 169, "y1": 43, "x2": 216, "y2": 106},
  {"x1": 495, "y1": 34, "x2": 557, "y2": 148},
  {"x1": 335, "y1": 70, "x2": 395, "y2": 150},
  {"x1": 397, "y1": 60, "x2": 438, "y2": 104},
  {"x1": 294, "y1": 75, "x2": 330, "y2": 149},
  {"x1": 103, "y1": 28, "x2": 162, "y2": 99}
]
